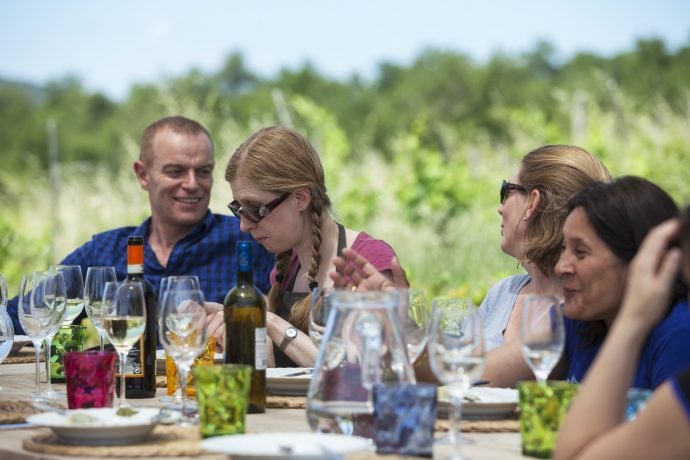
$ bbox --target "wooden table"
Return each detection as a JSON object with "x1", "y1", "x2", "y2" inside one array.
[{"x1": 0, "y1": 359, "x2": 528, "y2": 459}]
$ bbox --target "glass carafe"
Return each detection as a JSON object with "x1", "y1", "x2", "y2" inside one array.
[{"x1": 306, "y1": 290, "x2": 415, "y2": 439}]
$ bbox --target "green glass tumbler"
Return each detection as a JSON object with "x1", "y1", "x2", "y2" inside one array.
[
  {"x1": 194, "y1": 364, "x2": 252, "y2": 438},
  {"x1": 518, "y1": 380, "x2": 578, "y2": 458},
  {"x1": 50, "y1": 325, "x2": 87, "y2": 383}
]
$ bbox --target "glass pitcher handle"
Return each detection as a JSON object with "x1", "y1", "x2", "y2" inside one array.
[{"x1": 355, "y1": 313, "x2": 382, "y2": 390}]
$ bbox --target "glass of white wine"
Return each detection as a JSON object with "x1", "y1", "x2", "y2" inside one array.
[
  {"x1": 84, "y1": 266, "x2": 117, "y2": 351},
  {"x1": 50, "y1": 265, "x2": 85, "y2": 327},
  {"x1": 102, "y1": 280, "x2": 146, "y2": 409},
  {"x1": 520, "y1": 294, "x2": 565, "y2": 384}
]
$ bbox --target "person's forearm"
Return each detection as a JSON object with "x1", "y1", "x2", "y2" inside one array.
[
  {"x1": 266, "y1": 313, "x2": 317, "y2": 367},
  {"x1": 554, "y1": 317, "x2": 651, "y2": 460},
  {"x1": 481, "y1": 339, "x2": 537, "y2": 388}
]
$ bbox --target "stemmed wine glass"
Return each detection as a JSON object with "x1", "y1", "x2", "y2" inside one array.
[
  {"x1": 0, "y1": 273, "x2": 14, "y2": 372},
  {"x1": 102, "y1": 280, "x2": 146, "y2": 409},
  {"x1": 18, "y1": 271, "x2": 66, "y2": 401},
  {"x1": 159, "y1": 285, "x2": 207, "y2": 424},
  {"x1": 84, "y1": 266, "x2": 117, "y2": 351},
  {"x1": 41, "y1": 266, "x2": 67, "y2": 400},
  {"x1": 428, "y1": 297, "x2": 485, "y2": 459},
  {"x1": 520, "y1": 294, "x2": 565, "y2": 385},
  {"x1": 40, "y1": 265, "x2": 82, "y2": 400},
  {"x1": 159, "y1": 276, "x2": 201, "y2": 405},
  {"x1": 395, "y1": 287, "x2": 431, "y2": 364},
  {"x1": 50, "y1": 265, "x2": 85, "y2": 327}
]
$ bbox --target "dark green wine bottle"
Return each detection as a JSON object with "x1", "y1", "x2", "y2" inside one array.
[
  {"x1": 115, "y1": 235, "x2": 157, "y2": 398},
  {"x1": 224, "y1": 241, "x2": 267, "y2": 413}
]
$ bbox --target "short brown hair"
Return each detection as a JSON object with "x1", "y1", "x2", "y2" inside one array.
[{"x1": 139, "y1": 116, "x2": 213, "y2": 165}]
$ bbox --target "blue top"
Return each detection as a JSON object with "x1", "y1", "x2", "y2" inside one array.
[
  {"x1": 476, "y1": 274, "x2": 531, "y2": 351},
  {"x1": 565, "y1": 299, "x2": 690, "y2": 390},
  {"x1": 7, "y1": 211, "x2": 275, "y2": 334},
  {"x1": 670, "y1": 366, "x2": 690, "y2": 423}
]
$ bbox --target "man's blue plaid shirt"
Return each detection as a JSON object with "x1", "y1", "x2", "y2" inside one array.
[{"x1": 7, "y1": 211, "x2": 275, "y2": 334}]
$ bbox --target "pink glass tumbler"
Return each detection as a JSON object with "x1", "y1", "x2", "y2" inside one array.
[{"x1": 64, "y1": 351, "x2": 117, "y2": 409}]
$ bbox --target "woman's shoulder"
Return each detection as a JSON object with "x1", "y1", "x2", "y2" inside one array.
[{"x1": 485, "y1": 273, "x2": 531, "y2": 297}]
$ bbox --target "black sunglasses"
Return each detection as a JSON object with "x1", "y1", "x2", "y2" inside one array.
[
  {"x1": 500, "y1": 180, "x2": 527, "y2": 204},
  {"x1": 228, "y1": 193, "x2": 290, "y2": 223}
]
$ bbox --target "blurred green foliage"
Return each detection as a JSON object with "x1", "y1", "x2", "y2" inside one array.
[{"x1": 1, "y1": 39, "x2": 689, "y2": 303}]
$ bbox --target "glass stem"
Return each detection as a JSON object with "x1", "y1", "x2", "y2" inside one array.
[
  {"x1": 99, "y1": 330, "x2": 105, "y2": 352},
  {"x1": 449, "y1": 392, "x2": 461, "y2": 445},
  {"x1": 33, "y1": 340, "x2": 43, "y2": 399},
  {"x1": 178, "y1": 365, "x2": 190, "y2": 415},
  {"x1": 44, "y1": 337, "x2": 53, "y2": 388},
  {"x1": 118, "y1": 351, "x2": 127, "y2": 407},
  {"x1": 174, "y1": 370, "x2": 183, "y2": 404}
]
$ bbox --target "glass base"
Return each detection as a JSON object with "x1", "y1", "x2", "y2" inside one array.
[
  {"x1": 39, "y1": 387, "x2": 66, "y2": 401},
  {"x1": 436, "y1": 433, "x2": 475, "y2": 445}
]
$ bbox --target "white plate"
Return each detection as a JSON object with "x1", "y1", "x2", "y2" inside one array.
[
  {"x1": 438, "y1": 387, "x2": 518, "y2": 420},
  {"x1": 202, "y1": 432, "x2": 373, "y2": 459},
  {"x1": 27, "y1": 407, "x2": 160, "y2": 445},
  {"x1": 266, "y1": 368, "x2": 313, "y2": 395},
  {"x1": 9, "y1": 335, "x2": 31, "y2": 355}
]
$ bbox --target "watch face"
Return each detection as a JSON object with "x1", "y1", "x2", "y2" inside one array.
[{"x1": 285, "y1": 326, "x2": 298, "y2": 339}]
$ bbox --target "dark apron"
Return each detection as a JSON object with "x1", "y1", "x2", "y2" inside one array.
[{"x1": 273, "y1": 223, "x2": 346, "y2": 367}]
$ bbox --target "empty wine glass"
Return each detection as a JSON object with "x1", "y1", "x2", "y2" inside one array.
[
  {"x1": 40, "y1": 268, "x2": 69, "y2": 400},
  {"x1": 0, "y1": 273, "x2": 14, "y2": 372},
  {"x1": 159, "y1": 286, "x2": 207, "y2": 424},
  {"x1": 102, "y1": 280, "x2": 146, "y2": 409},
  {"x1": 395, "y1": 287, "x2": 431, "y2": 364},
  {"x1": 84, "y1": 266, "x2": 117, "y2": 351},
  {"x1": 428, "y1": 297, "x2": 484, "y2": 459},
  {"x1": 18, "y1": 271, "x2": 66, "y2": 401},
  {"x1": 158, "y1": 275, "x2": 201, "y2": 406},
  {"x1": 520, "y1": 294, "x2": 565, "y2": 385}
]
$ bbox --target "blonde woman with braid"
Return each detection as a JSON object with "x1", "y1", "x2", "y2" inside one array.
[{"x1": 206, "y1": 126, "x2": 402, "y2": 367}]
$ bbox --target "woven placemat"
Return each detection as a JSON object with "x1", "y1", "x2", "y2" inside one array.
[
  {"x1": 266, "y1": 395, "x2": 306, "y2": 408},
  {"x1": 0, "y1": 400, "x2": 42, "y2": 424},
  {"x1": 435, "y1": 415, "x2": 520, "y2": 433},
  {"x1": 3, "y1": 350, "x2": 44, "y2": 364},
  {"x1": 23, "y1": 424, "x2": 203, "y2": 457}
]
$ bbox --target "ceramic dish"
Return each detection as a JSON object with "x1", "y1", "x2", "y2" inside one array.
[
  {"x1": 438, "y1": 386, "x2": 518, "y2": 420},
  {"x1": 202, "y1": 432, "x2": 372, "y2": 459},
  {"x1": 266, "y1": 368, "x2": 313, "y2": 396},
  {"x1": 27, "y1": 407, "x2": 160, "y2": 445}
]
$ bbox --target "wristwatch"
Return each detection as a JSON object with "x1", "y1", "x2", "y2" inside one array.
[{"x1": 279, "y1": 326, "x2": 298, "y2": 352}]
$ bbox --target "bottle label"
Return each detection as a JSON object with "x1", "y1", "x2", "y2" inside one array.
[
  {"x1": 127, "y1": 263, "x2": 144, "y2": 274},
  {"x1": 255, "y1": 327, "x2": 267, "y2": 370},
  {"x1": 116, "y1": 337, "x2": 145, "y2": 377}
]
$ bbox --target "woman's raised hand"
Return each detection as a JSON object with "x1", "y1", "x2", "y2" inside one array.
[
  {"x1": 329, "y1": 248, "x2": 408, "y2": 290},
  {"x1": 619, "y1": 218, "x2": 682, "y2": 330}
]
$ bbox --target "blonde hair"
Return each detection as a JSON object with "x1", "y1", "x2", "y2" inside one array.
[
  {"x1": 519, "y1": 145, "x2": 611, "y2": 275},
  {"x1": 225, "y1": 126, "x2": 331, "y2": 330}
]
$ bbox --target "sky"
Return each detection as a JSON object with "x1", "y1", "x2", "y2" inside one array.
[{"x1": 2, "y1": 0, "x2": 689, "y2": 101}]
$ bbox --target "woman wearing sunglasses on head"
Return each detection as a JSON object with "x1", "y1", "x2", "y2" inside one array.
[{"x1": 207, "y1": 126, "x2": 404, "y2": 367}]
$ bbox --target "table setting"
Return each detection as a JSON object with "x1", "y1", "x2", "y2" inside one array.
[{"x1": 0, "y1": 281, "x2": 539, "y2": 460}]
